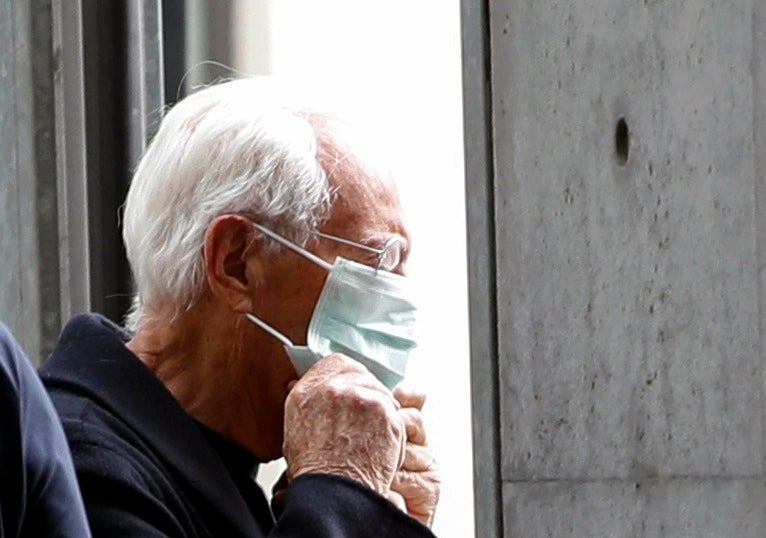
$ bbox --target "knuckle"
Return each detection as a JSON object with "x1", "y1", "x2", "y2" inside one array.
[
  {"x1": 287, "y1": 376, "x2": 313, "y2": 398},
  {"x1": 284, "y1": 389, "x2": 302, "y2": 411},
  {"x1": 326, "y1": 353, "x2": 366, "y2": 372},
  {"x1": 359, "y1": 392, "x2": 390, "y2": 416},
  {"x1": 323, "y1": 377, "x2": 348, "y2": 398},
  {"x1": 320, "y1": 381, "x2": 389, "y2": 413},
  {"x1": 363, "y1": 395, "x2": 403, "y2": 434}
]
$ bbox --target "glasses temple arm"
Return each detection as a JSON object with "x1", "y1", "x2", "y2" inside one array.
[
  {"x1": 312, "y1": 231, "x2": 382, "y2": 254},
  {"x1": 253, "y1": 223, "x2": 333, "y2": 271}
]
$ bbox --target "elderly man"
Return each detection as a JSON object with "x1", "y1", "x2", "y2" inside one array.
[{"x1": 40, "y1": 78, "x2": 439, "y2": 537}]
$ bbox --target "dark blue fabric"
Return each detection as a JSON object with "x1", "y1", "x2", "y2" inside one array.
[
  {"x1": 0, "y1": 323, "x2": 90, "y2": 538},
  {"x1": 40, "y1": 314, "x2": 435, "y2": 537}
]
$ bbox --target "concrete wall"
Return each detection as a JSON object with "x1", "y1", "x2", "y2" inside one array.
[
  {"x1": 0, "y1": 0, "x2": 95, "y2": 364},
  {"x1": 0, "y1": 1, "x2": 162, "y2": 363},
  {"x1": 0, "y1": 0, "x2": 63, "y2": 363},
  {"x1": 464, "y1": 1, "x2": 766, "y2": 535}
]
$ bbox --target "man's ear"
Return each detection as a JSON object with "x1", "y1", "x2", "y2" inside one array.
[{"x1": 203, "y1": 215, "x2": 262, "y2": 313}]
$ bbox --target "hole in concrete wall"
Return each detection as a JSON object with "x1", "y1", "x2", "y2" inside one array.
[{"x1": 615, "y1": 117, "x2": 629, "y2": 165}]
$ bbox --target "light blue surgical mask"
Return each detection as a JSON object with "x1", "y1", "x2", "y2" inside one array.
[{"x1": 245, "y1": 224, "x2": 418, "y2": 390}]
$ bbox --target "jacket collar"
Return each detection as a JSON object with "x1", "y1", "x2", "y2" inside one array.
[{"x1": 40, "y1": 313, "x2": 265, "y2": 537}]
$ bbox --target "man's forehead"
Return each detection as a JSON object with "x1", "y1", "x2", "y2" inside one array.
[
  {"x1": 333, "y1": 171, "x2": 404, "y2": 221},
  {"x1": 302, "y1": 110, "x2": 408, "y2": 242}
]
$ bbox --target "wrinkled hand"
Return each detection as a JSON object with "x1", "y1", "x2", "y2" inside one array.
[
  {"x1": 283, "y1": 354, "x2": 406, "y2": 497},
  {"x1": 386, "y1": 385, "x2": 441, "y2": 528}
]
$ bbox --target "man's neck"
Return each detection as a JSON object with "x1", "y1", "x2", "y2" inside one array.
[{"x1": 126, "y1": 302, "x2": 286, "y2": 461}]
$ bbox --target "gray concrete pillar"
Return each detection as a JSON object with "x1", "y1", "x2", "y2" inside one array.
[
  {"x1": 464, "y1": 1, "x2": 766, "y2": 535},
  {"x1": 0, "y1": 0, "x2": 71, "y2": 364},
  {"x1": 0, "y1": 0, "x2": 164, "y2": 362}
]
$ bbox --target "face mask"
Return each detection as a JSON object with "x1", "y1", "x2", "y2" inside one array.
[{"x1": 245, "y1": 224, "x2": 418, "y2": 390}]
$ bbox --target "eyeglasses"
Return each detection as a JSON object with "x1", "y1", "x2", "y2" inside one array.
[
  {"x1": 252, "y1": 222, "x2": 404, "y2": 273},
  {"x1": 311, "y1": 231, "x2": 404, "y2": 273}
]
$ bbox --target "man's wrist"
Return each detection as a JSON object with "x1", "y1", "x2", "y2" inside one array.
[{"x1": 289, "y1": 462, "x2": 391, "y2": 497}]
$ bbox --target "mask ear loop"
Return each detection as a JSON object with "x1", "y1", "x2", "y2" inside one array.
[
  {"x1": 252, "y1": 223, "x2": 333, "y2": 272},
  {"x1": 244, "y1": 313, "x2": 295, "y2": 348},
  {"x1": 246, "y1": 224, "x2": 332, "y2": 348}
]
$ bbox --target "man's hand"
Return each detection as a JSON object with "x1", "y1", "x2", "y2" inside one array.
[
  {"x1": 386, "y1": 386, "x2": 441, "y2": 528},
  {"x1": 283, "y1": 354, "x2": 406, "y2": 497}
]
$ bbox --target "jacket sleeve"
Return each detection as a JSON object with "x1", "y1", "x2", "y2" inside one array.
[
  {"x1": 271, "y1": 474, "x2": 436, "y2": 538},
  {"x1": 0, "y1": 324, "x2": 91, "y2": 538}
]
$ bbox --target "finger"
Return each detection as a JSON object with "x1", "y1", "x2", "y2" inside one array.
[
  {"x1": 386, "y1": 490, "x2": 407, "y2": 513},
  {"x1": 399, "y1": 407, "x2": 426, "y2": 445},
  {"x1": 390, "y1": 469, "x2": 440, "y2": 527},
  {"x1": 391, "y1": 468, "x2": 441, "y2": 494},
  {"x1": 402, "y1": 443, "x2": 435, "y2": 472},
  {"x1": 393, "y1": 384, "x2": 426, "y2": 410}
]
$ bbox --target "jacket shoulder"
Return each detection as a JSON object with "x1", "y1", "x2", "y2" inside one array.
[{"x1": 50, "y1": 394, "x2": 205, "y2": 537}]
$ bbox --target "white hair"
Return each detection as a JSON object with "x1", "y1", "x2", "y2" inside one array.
[{"x1": 122, "y1": 78, "x2": 333, "y2": 330}]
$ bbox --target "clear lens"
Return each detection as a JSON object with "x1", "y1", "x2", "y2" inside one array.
[{"x1": 377, "y1": 236, "x2": 402, "y2": 272}]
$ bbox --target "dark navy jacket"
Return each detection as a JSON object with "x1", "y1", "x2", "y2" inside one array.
[
  {"x1": 40, "y1": 314, "x2": 435, "y2": 537},
  {"x1": 0, "y1": 323, "x2": 90, "y2": 538}
]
